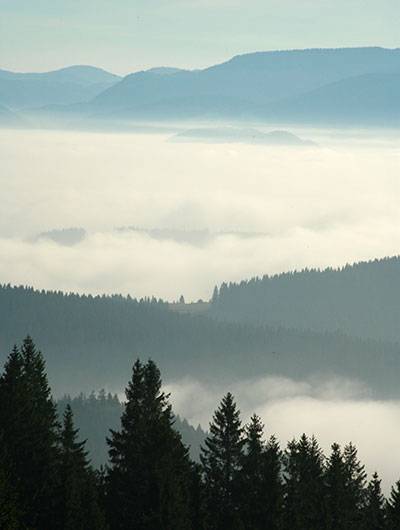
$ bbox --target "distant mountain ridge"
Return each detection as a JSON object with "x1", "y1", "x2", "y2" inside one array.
[
  {"x1": 0, "y1": 65, "x2": 120, "y2": 110},
  {"x1": 2, "y1": 47, "x2": 400, "y2": 126},
  {"x1": 84, "y1": 47, "x2": 400, "y2": 125}
]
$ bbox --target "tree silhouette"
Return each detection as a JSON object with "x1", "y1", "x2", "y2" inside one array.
[
  {"x1": 107, "y1": 359, "x2": 192, "y2": 529},
  {"x1": 201, "y1": 392, "x2": 244, "y2": 529}
]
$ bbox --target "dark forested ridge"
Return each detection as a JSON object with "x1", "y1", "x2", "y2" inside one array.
[
  {"x1": 2, "y1": 283, "x2": 400, "y2": 397},
  {"x1": 1, "y1": 340, "x2": 400, "y2": 530},
  {"x1": 210, "y1": 256, "x2": 400, "y2": 344}
]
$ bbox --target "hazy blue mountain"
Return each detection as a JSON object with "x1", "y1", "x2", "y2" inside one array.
[
  {"x1": 83, "y1": 47, "x2": 400, "y2": 123},
  {"x1": 171, "y1": 127, "x2": 316, "y2": 146},
  {"x1": 262, "y1": 72, "x2": 400, "y2": 125},
  {"x1": 2, "y1": 283, "x2": 400, "y2": 398},
  {"x1": 0, "y1": 65, "x2": 120, "y2": 110},
  {"x1": 210, "y1": 256, "x2": 400, "y2": 343}
]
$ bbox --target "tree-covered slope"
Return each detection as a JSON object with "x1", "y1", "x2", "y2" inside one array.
[
  {"x1": 210, "y1": 256, "x2": 400, "y2": 343},
  {"x1": 1, "y1": 284, "x2": 400, "y2": 397}
]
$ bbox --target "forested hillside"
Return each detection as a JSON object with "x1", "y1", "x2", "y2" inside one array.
[
  {"x1": 2, "y1": 283, "x2": 400, "y2": 397},
  {"x1": 210, "y1": 256, "x2": 400, "y2": 343}
]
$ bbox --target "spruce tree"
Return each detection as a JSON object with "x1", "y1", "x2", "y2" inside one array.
[
  {"x1": 107, "y1": 359, "x2": 192, "y2": 530},
  {"x1": 20, "y1": 336, "x2": 60, "y2": 528},
  {"x1": 386, "y1": 480, "x2": 400, "y2": 529},
  {"x1": 0, "y1": 338, "x2": 60, "y2": 528},
  {"x1": 0, "y1": 346, "x2": 25, "y2": 447},
  {"x1": 58, "y1": 404, "x2": 106, "y2": 530},
  {"x1": 362, "y1": 472, "x2": 385, "y2": 530},
  {"x1": 282, "y1": 434, "x2": 326, "y2": 530},
  {"x1": 325, "y1": 443, "x2": 348, "y2": 530},
  {"x1": 264, "y1": 435, "x2": 284, "y2": 529},
  {"x1": 343, "y1": 442, "x2": 367, "y2": 528},
  {"x1": 240, "y1": 415, "x2": 282, "y2": 530},
  {"x1": 200, "y1": 392, "x2": 245, "y2": 530}
]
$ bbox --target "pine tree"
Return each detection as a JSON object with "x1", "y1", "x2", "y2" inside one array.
[
  {"x1": 0, "y1": 338, "x2": 60, "y2": 528},
  {"x1": 264, "y1": 435, "x2": 284, "y2": 530},
  {"x1": 107, "y1": 359, "x2": 192, "y2": 530},
  {"x1": 19, "y1": 336, "x2": 60, "y2": 528},
  {"x1": 211, "y1": 286, "x2": 219, "y2": 304},
  {"x1": 282, "y1": 434, "x2": 326, "y2": 530},
  {"x1": 325, "y1": 443, "x2": 348, "y2": 530},
  {"x1": 343, "y1": 442, "x2": 367, "y2": 528},
  {"x1": 386, "y1": 480, "x2": 400, "y2": 529},
  {"x1": 200, "y1": 392, "x2": 245, "y2": 530},
  {"x1": 58, "y1": 404, "x2": 106, "y2": 530},
  {"x1": 240, "y1": 415, "x2": 282, "y2": 530},
  {"x1": 0, "y1": 346, "x2": 25, "y2": 446},
  {"x1": 362, "y1": 472, "x2": 385, "y2": 530}
]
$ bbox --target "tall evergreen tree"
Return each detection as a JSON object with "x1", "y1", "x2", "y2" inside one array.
[
  {"x1": 200, "y1": 392, "x2": 245, "y2": 530},
  {"x1": 362, "y1": 472, "x2": 385, "y2": 530},
  {"x1": 325, "y1": 443, "x2": 348, "y2": 530},
  {"x1": 386, "y1": 480, "x2": 400, "y2": 529},
  {"x1": 0, "y1": 337, "x2": 60, "y2": 528},
  {"x1": 58, "y1": 404, "x2": 106, "y2": 530},
  {"x1": 240, "y1": 415, "x2": 282, "y2": 529},
  {"x1": 343, "y1": 442, "x2": 367, "y2": 528},
  {"x1": 282, "y1": 434, "x2": 326, "y2": 530},
  {"x1": 0, "y1": 346, "x2": 25, "y2": 451},
  {"x1": 107, "y1": 359, "x2": 192, "y2": 530},
  {"x1": 20, "y1": 336, "x2": 60, "y2": 528},
  {"x1": 264, "y1": 435, "x2": 284, "y2": 529}
]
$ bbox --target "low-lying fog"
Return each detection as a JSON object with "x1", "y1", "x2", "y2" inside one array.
[
  {"x1": 3, "y1": 126, "x2": 400, "y2": 489},
  {"x1": 1, "y1": 126, "x2": 400, "y2": 300},
  {"x1": 166, "y1": 375, "x2": 400, "y2": 493}
]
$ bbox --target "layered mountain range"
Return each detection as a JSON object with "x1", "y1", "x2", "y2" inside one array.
[{"x1": 2, "y1": 47, "x2": 400, "y2": 127}]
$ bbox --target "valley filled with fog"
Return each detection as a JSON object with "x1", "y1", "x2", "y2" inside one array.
[
  {"x1": 1, "y1": 126, "x2": 400, "y2": 301},
  {"x1": 3, "y1": 124, "x2": 400, "y2": 492}
]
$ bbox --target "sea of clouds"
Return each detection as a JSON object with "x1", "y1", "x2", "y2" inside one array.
[{"x1": 1, "y1": 127, "x2": 400, "y2": 300}]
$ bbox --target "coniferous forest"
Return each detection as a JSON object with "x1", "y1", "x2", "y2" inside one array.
[
  {"x1": 2, "y1": 337, "x2": 400, "y2": 530},
  {"x1": 2, "y1": 282, "x2": 400, "y2": 398}
]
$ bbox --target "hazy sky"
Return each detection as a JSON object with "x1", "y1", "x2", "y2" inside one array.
[{"x1": 1, "y1": 0, "x2": 400, "y2": 74}]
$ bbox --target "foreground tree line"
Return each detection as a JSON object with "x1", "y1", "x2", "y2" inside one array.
[{"x1": 1, "y1": 338, "x2": 400, "y2": 529}]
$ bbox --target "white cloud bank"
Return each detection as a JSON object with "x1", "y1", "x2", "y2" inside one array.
[{"x1": 1, "y1": 127, "x2": 400, "y2": 299}]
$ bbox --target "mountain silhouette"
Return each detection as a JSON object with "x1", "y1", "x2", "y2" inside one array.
[{"x1": 0, "y1": 65, "x2": 120, "y2": 110}]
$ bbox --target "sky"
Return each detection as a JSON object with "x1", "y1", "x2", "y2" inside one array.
[{"x1": 1, "y1": 0, "x2": 400, "y2": 74}]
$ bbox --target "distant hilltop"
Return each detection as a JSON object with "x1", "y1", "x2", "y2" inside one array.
[
  {"x1": 1, "y1": 47, "x2": 400, "y2": 127},
  {"x1": 171, "y1": 127, "x2": 316, "y2": 146}
]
